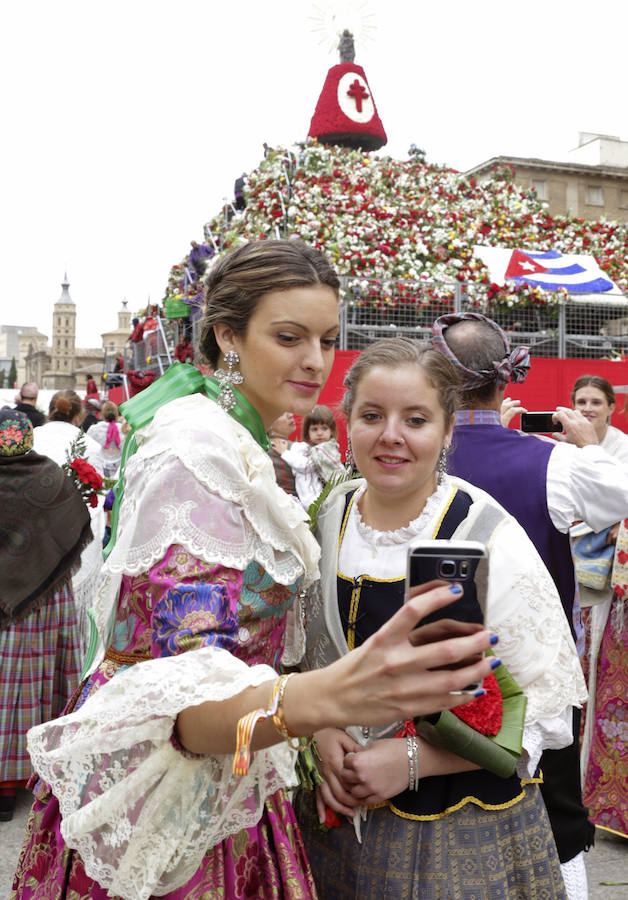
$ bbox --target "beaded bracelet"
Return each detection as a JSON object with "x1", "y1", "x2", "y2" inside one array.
[{"x1": 406, "y1": 735, "x2": 420, "y2": 791}]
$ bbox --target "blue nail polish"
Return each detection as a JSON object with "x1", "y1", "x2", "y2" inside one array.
[
  {"x1": 449, "y1": 583, "x2": 463, "y2": 595},
  {"x1": 490, "y1": 634, "x2": 499, "y2": 646},
  {"x1": 490, "y1": 658, "x2": 502, "y2": 671},
  {"x1": 474, "y1": 688, "x2": 486, "y2": 698}
]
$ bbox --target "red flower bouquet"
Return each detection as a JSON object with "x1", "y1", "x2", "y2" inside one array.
[
  {"x1": 416, "y1": 657, "x2": 527, "y2": 779},
  {"x1": 63, "y1": 434, "x2": 104, "y2": 508}
]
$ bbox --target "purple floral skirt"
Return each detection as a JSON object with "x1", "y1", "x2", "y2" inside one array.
[{"x1": 12, "y1": 787, "x2": 318, "y2": 899}]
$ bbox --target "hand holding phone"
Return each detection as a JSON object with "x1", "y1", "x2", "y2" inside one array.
[
  {"x1": 407, "y1": 540, "x2": 488, "y2": 693},
  {"x1": 520, "y1": 411, "x2": 562, "y2": 433}
]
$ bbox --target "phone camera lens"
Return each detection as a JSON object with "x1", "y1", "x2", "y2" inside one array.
[{"x1": 440, "y1": 560, "x2": 457, "y2": 578}]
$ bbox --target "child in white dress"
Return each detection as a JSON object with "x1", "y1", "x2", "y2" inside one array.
[{"x1": 281, "y1": 405, "x2": 345, "y2": 510}]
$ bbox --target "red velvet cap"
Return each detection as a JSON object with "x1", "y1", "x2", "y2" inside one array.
[{"x1": 308, "y1": 62, "x2": 387, "y2": 151}]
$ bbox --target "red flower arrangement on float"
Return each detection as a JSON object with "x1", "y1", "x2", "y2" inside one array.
[{"x1": 162, "y1": 142, "x2": 628, "y2": 315}]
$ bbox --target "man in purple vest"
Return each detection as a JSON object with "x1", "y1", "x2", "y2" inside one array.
[{"x1": 433, "y1": 311, "x2": 628, "y2": 900}]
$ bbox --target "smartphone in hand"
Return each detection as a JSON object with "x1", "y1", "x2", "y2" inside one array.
[
  {"x1": 407, "y1": 539, "x2": 488, "y2": 692},
  {"x1": 520, "y1": 411, "x2": 562, "y2": 433}
]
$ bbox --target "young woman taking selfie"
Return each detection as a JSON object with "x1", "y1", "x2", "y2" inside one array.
[{"x1": 13, "y1": 243, "x2": 497, "y2": 900}]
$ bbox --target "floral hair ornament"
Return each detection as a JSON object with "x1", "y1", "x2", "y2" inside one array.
[
  {"x1": 0, "y1": 409, "x2": 34, "y2": 457},
  {"x1": 432, "y1": 312, "x2": 530, "y2": 391}
]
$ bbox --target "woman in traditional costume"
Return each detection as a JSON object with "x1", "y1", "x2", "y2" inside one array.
[
  {"x1": 33, "y1": 389, "x2": 106, "y2": 659},
  {"x1": 293, "y1": 338, "x2": 587, "y2": 899},
  {"x1": 12, "y1": 242, "x2": 498, "y2": 900},
  {"x1": 0, "y1": 410, "x2": 89, "y2": 822},
  {"x1": 574, "y1": 375, "x2": 628, "y2": 840}
]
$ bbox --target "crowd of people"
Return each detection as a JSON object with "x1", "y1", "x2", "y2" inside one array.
[{"x1": 1, "y1": 238, "x2": 626, "y2": 900}]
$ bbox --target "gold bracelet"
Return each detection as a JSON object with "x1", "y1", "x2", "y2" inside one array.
[
  {"x1": 271, "y1": 674, "x2": 302, "y2": 749},
  {"x1": 233, "y1": 674, "x2": 312, "y2": 777},
  {"x1": 272, "y1": 673, "x2": 315, "y2": 751}
]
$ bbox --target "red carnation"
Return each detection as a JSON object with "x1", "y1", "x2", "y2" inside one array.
[
  {"x1": 89, "y1": 492, "x2": 99, "y2": 508},
  {"x1": 451, "y1": 672, "x2": 502, "y2": 736}
]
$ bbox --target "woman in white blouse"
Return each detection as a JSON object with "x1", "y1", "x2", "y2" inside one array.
[{"x1": 294, "y1": 338, "x2": 586, "y2": 900}]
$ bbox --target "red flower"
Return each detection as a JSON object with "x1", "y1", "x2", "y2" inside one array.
[
  {"x1": 89, "y1": 492, "x2": 99, "y2": 508},
  {"x1": 324, "y1": 807, "x2": 342, "y2": 829},
  {"x1": 394, "y1": 718, "x2": 417, "y2": 738},
  {"x1": 618, "y1": 550, "x2": 628, "y2": 566},
  {"x1": 452, "y1": 672, "x2": 502, "y2": 735}
]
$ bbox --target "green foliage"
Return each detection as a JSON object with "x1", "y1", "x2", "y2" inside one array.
[
  {"x1": 307, "y1": 471, "x2": 355, "y2": 532},
  {"x1": 8, "y1": 357, "x2": 17, "y2": 389}
]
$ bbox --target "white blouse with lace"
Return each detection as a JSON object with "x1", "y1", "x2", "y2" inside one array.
[{"x1": 330, "y1": 478, "x2": 587, "y2": 778}]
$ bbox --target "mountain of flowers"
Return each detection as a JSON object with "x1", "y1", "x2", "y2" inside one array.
[{"x1": 163, "y1": 142, "x2": 628, "y2": 315}]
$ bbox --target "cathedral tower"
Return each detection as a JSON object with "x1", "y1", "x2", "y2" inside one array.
[{"x1": 44, "y1": 273, "x2": 77, "y2": 389}]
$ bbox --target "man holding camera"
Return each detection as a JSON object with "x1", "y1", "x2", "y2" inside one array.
[{"x1": 432, "y1": 311, "x2": 628, "y2": 900}]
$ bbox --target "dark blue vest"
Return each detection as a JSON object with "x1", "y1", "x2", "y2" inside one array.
[{"x1": 448, "y1": 423, "x2": 577, "y2": 640}]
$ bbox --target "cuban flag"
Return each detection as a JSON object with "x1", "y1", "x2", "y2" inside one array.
[{"x1": 473, "y1": 246, "x2": 621, "y2": 295}]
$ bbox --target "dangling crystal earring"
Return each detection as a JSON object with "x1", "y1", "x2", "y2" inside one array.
[
  {"x1": 345, "y1": 437, "x2": 355, "y2": 475},
  {"x1": 215, "y1": 350, "x2": 243, "y2": 411},
  {"x1": 437, "y1": 446, "x2": 448, "y2": 485}
]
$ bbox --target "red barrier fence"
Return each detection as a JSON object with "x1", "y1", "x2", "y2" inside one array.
[{"x1": 107, "y1": 353, "x2": 628, "y2": 459}]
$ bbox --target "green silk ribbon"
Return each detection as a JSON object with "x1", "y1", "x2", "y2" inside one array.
[{"x1": 103, "y1": 363, "x2": 270, "y2": 560}]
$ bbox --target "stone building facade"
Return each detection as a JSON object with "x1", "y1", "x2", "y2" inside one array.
[{"x1": 465, "y1": 133, "x2": 628, "y2": 223}]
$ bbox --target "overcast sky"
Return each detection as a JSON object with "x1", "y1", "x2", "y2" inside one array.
[{"x1": 1, "y1": 0, "x2": 626, "y2": 348}]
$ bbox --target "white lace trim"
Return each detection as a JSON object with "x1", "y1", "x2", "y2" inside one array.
[
  {"x1": 27, "y1": 646, "x2": 297, "y2": 900},
  {"x1": 476, "y1": 513, "x2": 588, "y2": 725},
  {"x1": 517, "y1": 708, "x2": 573, "y2": 779},
  {"x1": 105, "y1": 394, "x2": 319, "y2": 584},
  {"x1": 352, "y1": 479, "x2": 451, "y2": 547}
]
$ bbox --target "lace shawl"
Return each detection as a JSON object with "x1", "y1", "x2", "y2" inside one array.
[
  {"x1": 90, "y1": 394, "x2": 320, "y2": 661},
  {"x1": 27, "y1": 647, "x2": 296, "y2": 899}
]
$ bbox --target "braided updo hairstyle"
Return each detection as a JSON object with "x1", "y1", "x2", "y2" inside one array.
[{"x1": 199, "y1": 239, "x2": 340, "y2": 368}]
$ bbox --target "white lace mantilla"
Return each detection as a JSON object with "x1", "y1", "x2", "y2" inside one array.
[
  {"x1": 27, "y1": 646, "x2": 297, "y2": 900},
  {"x1": 91, "y1": 394, "x2": 320, "y2": 656}
]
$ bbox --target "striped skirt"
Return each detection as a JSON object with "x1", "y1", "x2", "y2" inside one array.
[
  {"x1": 293, "y1": 783, "x2": 567, "y2": 900},
  {"x1": 0, "y1": 583, "x2": 82, "y2": 783}
]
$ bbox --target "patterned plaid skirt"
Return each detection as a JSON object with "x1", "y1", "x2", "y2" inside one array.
[
  {"x1": 0, "y1": 583, "x2": 82, "y2": 782},
  {"x1": 293, "y1": 783, "x2": 567, "y2": 900}
]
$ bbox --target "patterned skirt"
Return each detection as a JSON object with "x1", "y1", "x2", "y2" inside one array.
[
  {"x1": 11, "y1": 788, "x2": 317, "y2": 899},
  {"x1": 582, "y1": 595, "x2": 628, "y2": 838},
  {"x1": 0, "y1": 584, "x2": 82, "y2": 783},
  {"x1": 293, "y1": 784, "x2": 567, "y2": 900}
]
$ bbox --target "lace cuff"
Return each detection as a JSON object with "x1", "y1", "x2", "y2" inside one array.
[
  {"x1": 27, "y1": 646, "x2": 297, "y2": 900},
  {"x1": 516, "y1": 707, "x2": 574, "y2": 779}
]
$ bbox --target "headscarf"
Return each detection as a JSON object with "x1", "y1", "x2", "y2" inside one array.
[
  {"x1": 432, "y1": 312, "x2": 530, "y2": 391},
  {"x1": 0, "y1": 409, "x2": 93, "y2": 627}
]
